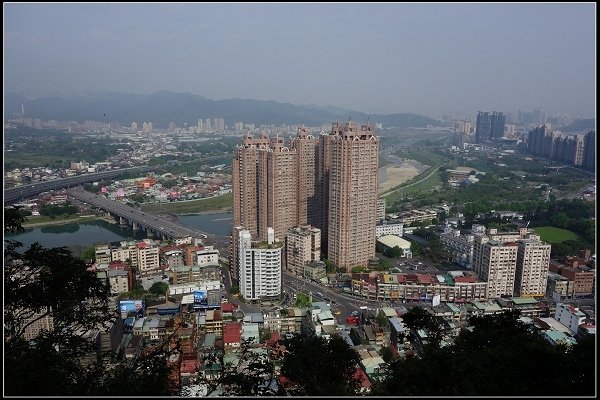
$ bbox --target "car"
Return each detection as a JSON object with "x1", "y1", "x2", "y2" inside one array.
[{"x1": 334, "y1": 310, "x2": 341, "y2": 315}]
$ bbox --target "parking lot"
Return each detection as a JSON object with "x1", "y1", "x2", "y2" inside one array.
[{"x1": 139, "y1": 272, "x2": 169, "y2": 290}]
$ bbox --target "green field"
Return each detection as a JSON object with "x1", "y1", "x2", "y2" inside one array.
[
  {"x1": 22, "y1": 214, "x2": 98, "y2": 226},
  {"x1": 140, "y1": 193, "x2": 232, "y2": 214},
  {"x1": 532, "y1": 226, "x2": 580, "y2": 243}
]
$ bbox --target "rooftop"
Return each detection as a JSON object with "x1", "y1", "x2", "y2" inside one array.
[{"x1": 377, "y1": 235, "x2": 411, "y2": 249}]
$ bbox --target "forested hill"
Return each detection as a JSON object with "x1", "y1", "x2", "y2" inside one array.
[{"x1": 5, "y1": 91, "x2": 442, "y2": 129}]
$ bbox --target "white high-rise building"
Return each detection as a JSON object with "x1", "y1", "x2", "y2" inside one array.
[{"x1": 238, "y1": 227, "x2": 282, "y2": 301}]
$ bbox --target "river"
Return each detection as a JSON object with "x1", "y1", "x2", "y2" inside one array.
[{"x1": 5, "y1": 212, "x2": 234, "y2": 255}]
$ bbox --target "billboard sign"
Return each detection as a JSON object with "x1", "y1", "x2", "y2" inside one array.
[
  {"x1": 193, "y1": 290, "x2": 207, "y2": 307},
  {"x1": 193, "y1": 289, "x2": 221, "y2": 309},
  {"x1": 119, "y1": 300, "x2": 145, "y2": 317}
]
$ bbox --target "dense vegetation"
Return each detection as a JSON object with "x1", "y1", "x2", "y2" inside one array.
[
  {"x1": 371, "y1": 310, "x2": 595, "y2": 396},
  {"x1": 4, "y1": 208, "x2": 175, "y2": 396}
]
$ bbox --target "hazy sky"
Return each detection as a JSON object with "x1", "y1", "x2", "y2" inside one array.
[{"x1": 4, "y1": 3, "x2": 596, "y2": 117}]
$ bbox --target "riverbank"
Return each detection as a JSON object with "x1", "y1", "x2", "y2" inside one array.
[
  {"x1": 22, "y1": 214, "x2": 101, "y2": 229},
  {"x1": 174, "y1": 208, "x2": 233, "y2": 216},
  {"x1": 378, "y1": 159, "x2": 429, "y2": 195},
  {"x1": 139, "y1": 193, "x2": 232, "y2": 214}
]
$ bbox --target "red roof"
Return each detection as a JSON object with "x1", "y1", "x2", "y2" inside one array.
[
  {"x1": 278, "y1": 375, "x2": 293, "y2": 388},
  {"x1": 416, "y1": 274, "x2": 434, "y2": 284},
  {"x1": 352, "y1": 368, "x2": 372, "y2": 389},
  {"x1": 109, "y1": 260, "x2": 129, "y2": 270},
  {"x1": 160, "y1": 245, "x2": 181, "y2": 253},
  {"x1": 455, "y1": 276, "x2": 477, "y2": 283},
  {"x1": 221, "y1": 303, "x2": 236, "y2": 313},
  {"x1": 266, "y1": 331, "x2": 281, "y2": 348},
  {"x1": 223, "y1": 323, "x2": 241, "y2": 344},
  {"x1": 180, "y1": 353, "x2": 199, "y2": 373}
]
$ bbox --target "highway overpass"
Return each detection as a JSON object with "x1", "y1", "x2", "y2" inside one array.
[{"x1": 4, "y1": 166, "x2": 155, "y2": 206}]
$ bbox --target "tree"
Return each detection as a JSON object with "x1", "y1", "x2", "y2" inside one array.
[
  {"x1": 372, "y1": 310, "x2": 594, "y2": 396},
  {"x1": 377, "y1": 259, "x2": 391, "y2": 271},
  {"x1": 379, "y1": 345, "x2": 394, "y2": 363},
  {"x1": 351, "y1": 265, "x2": 367, "y2": 273},
  {"x1": 200, "y1": 339, "x2": 281, "y2": 396},
  {"x1": 4, "y1": 206, "x2": 25, "y2": 234},
  {"x1": 410, "y1": 241, "x2": 422, "y2": 257},
  {"x1": 550, "y1": 212, "x2": 569, "y2": 229},
  {"x1": 323, "y1": 258, "x2": 335, "y2": 274},
  {"x1": 279, "y1": 334, "x2": 362, "y2": 396},
  {"x1": 376, "y1": 310, "x2": 390, "y2": 330},
  {"x1": 388, "y1": 245, "x2": 403, "y2": 258},
  {"x1": 148, "y1": 281, "x2": 169, "y2": 297},
  {"x1": 294, "y1": 292, "x2": 311, "y2": 308},
  {"x1": 401, "y1": 306, "x2": 443, "y2": 347},
  {"x1": 231, "y1": 284, "x2": 240, "y2": 295},
  {"x1": 4, "y1": 207, "x2": 177, "y2": 396},
  {"x1": 81, "y1": 245, "x2": 97, "y2": 262}
]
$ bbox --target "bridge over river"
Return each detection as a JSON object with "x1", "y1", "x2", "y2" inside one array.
[{"x1": 66, "y1": 188, "x2": 220, "y2": 245}]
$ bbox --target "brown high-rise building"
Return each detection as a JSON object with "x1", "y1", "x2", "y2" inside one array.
[
  {"x1": 232, "y1": 122, "x2": 379, "y2": 274},
  {"x1": 232, "y1": 133, "x2": 270, "y2": 239},
  {"x1": 316, "y1": 133, "x2": 333, "y2": 248},
  {"x1": 233, "y1": 133, "x2": 299, "y2": 242},
  {"x1": 327, "y1": 122, "x2": 379, "y2": 271},
  {"x1": 257, "y1": 136, "x2": 298, "y2": 241},
  {"x1": 292, "y1": 127, "x2": 319, "y2": 227}
]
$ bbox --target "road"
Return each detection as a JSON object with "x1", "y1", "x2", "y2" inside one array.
[
  {"x1": 282, "y1": 271, "x2": 381, "y2": 324},
  {"x1": 4, "y1": 166, "x2": 155, "y2": 205}
]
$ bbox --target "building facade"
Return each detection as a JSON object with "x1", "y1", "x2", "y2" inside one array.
[
  {"x1": 515, "y1": 236, "x2": 551, "y2": 297},
  {"x1": 473, "y1": 237, "x2": 519, "y2": 299},
  {"x1": 327, "y1": 122, "x2": 379, "y2": 271},
  {"x1": 238, "y1": 228, "x2": 282, "y2": 301},
  {"x1": 285, "y1": 225, "x2": 321, "y2": 276}
]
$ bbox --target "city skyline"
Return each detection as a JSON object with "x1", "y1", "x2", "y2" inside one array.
[{"x1": 4, "y1": 3, "x2": 596, "y2": 118}]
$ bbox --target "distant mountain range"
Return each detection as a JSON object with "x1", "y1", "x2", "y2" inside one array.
[{"x1": 5, "y1": 91, "x2": 442, "y2": 129}]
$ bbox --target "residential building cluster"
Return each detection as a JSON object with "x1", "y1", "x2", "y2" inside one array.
[
  {"x1": 527, "y1": 125, "x2": 595, "y2": 170},
  {"x1": 98, "y1": 171, "x2": 232, "y2": 204},
  {"x1": 351, "y1": 270, "x2": 487, "y2": 302},
  {"x1": 93, "y1": 238, "x2": 219, "y2": 281},
  {"x1": 231, "y1": 122, "x2": 380, "y2": 302},
  {"x1": 4, "y1": 162, "x2": 115, "y2": 188}
]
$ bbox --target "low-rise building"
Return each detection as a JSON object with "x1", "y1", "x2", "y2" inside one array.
[
  {"x1": 304, "y1": 260, "x2": 327, "y2": 282},
  {"x1": 367, "y1": 272, "x2": 488, "y2": 303},
  {"x1": 171, "y1": 263, "x2": 221, "y2": 285},
  {"x1": 108, "y1": 269, "x2": 130, "y2": 294},
  {"x1": 376, "y1": 235, "x2": 412, "y2": 258},
  {"x1": 95, "y1": 244, "x2": 112, "y2": 264},
  {"x1": 375, "y1": 221, "x2": 403, "y2": 239},
  {"x1": 555, "y1": 303, "x2": 587, "y2": 335}
]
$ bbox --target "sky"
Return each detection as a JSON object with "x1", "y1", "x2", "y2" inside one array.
[{"x1": 3, "y1": 3, "x2": 596, "y2": 118}]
